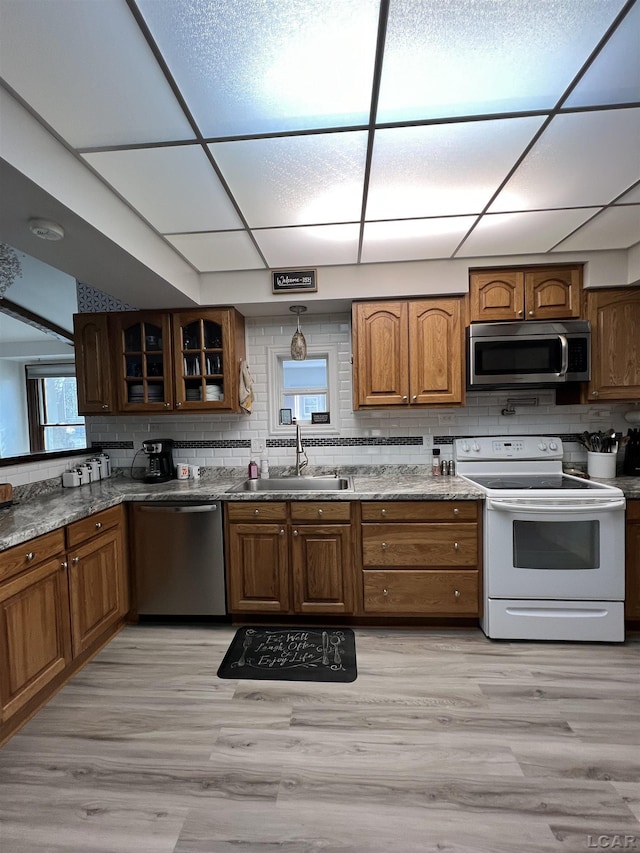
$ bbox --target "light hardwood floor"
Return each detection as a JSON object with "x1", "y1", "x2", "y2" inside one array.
[{"x1": 1, "y1": 625, "x2": 639, "y2": 853}]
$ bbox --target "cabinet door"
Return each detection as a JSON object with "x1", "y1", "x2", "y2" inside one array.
[
  {"x1": 172, "y1": 309, "x2": 245, "y2": 413},
  {"x1": 227, "y1": 523, "x2": 289, "y2": 612},
  {"x1": 291, "y1": 524, "x2": 353, "y2": 614},
  {"x1": 73, "y1": 313, "x2": 114, "y2": 414},
  {"x1": 586, "y1": 287, "x2": 640, "y2": 401},
  {"x1": 626, "y1": 502, "x2": 640, "y2": 621},
  {"x1": 67, "y1": 527, "x2": 127, "y2": 657},
  {"x1": 469, "y1": 270, "x2": 524, "y2": 322},
  {"x1": 112, "y1": 312, "x2": 173, "y2": 412},
  {"x1": 352, "y1": 302, "x2": 409, "y2": 407},
  {"x1": 0, "y1": 558, "x2": 71, "y2": 723},
  {"x1": 409, "y1": 299, "x2": 464, "y2": 405},
  {"x1": 524, "y1": 267, "x2": 581, "y2": 320}
]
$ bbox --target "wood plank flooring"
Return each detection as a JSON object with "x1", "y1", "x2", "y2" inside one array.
[{"x1": 1, "y1": 625, "x2": 639, "y2": 853}]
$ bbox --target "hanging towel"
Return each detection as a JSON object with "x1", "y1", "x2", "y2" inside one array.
[{"x1": 239, "y1": 360, "x2": 254, "y2": 414}]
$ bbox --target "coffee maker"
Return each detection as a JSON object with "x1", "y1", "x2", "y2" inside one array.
[{"x1": 141, "y1": 438, "x2": 175, "y2": 484}]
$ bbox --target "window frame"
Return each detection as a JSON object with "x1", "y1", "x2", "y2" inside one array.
[
  {"x1": 267, "y1": 344, "x2": 341, "y2": 436},
  {"x1": 25, "y1": 364, "x2": 86, "y2": 453}
]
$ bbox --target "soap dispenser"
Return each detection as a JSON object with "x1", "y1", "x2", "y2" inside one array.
[{"x1": 260, "y1": 449, "x2": 270, "y2": 479}]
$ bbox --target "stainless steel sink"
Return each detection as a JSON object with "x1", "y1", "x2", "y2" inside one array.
[{"x1": 228, "y1": 476, "x2": 353, "y2": 493}]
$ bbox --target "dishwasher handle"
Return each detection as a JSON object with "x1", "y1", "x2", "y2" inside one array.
[{"x1": 136, "y1": 503, "x2": 219, "y2": 514}]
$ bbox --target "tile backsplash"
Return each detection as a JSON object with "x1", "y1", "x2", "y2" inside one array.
[{"x1": 2, "y1": 311, "x2": 635, "y2": 487}]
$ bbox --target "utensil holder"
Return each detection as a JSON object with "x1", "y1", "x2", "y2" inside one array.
[{"x1": 587, "y1": 451, "x2": 616, "y2": 478}]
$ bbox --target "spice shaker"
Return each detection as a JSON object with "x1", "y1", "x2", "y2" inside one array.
[{"x1": 432, "y1": 448, "x2": 441, "y2": 476}]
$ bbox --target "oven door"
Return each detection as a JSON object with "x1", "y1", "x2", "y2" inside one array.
[{"x1": 485, "y1": 497, "x2": 625, "y2": 600}]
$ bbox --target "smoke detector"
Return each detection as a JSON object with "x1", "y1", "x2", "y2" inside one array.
[{"x1": 28, "y1": 218, "x2": 65, "y2": 241}]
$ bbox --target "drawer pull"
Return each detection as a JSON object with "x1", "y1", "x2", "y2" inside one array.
[
  {"x1": 293, "y1": 529, "x2": 299, "y2": 536},
  {"x1": 254, "y1": 509, "x2": 260, "y2": 516},
  {"x1": 453, "y1": 508, "x2": 459, "y2": 516},
  {"x1": 381, "y1": 509, "x2": 387, "y2": 517},
  {"x1": 25, "y1": 551, "x2": 35, "y2": 562},
  {"x1": 317, "y1": 509, "x2": 323, "y2": 517},
  {"x1": 381, "y1": 542, "x2": 388, "y2": 550},
  {"x1": 383, "y1": 588, "x2": 389, "y2": 596},
  {"x1": 61, "y1": 560, "x2": 68, "y2": 569},
  {"x1": 454, "y1": 542, "x2": 459, "y2": 550},
  {"x1": 454, "y1": 590, "x2": 461, "y2": 599},
  {"x1": 279, "y1": 528, "x2": 285, "y2": 536},
  {"x1": 95, "y1": 522, "x2": 102, "y2": 530}
]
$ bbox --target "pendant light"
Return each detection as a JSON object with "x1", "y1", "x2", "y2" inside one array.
[{"x1": 289, "y1": 305, "x2": 308, "y2": 361}]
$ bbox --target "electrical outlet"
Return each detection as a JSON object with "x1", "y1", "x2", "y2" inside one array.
[
  {"x1": 251, "y1": 438, "x2": 266, "y2": 454},
  {"x1": 438, "y1": 414, "x2": 456, "y2": 425},
  {"x1": 589, "y1": 408, "x2": 611, "y2": 420}
]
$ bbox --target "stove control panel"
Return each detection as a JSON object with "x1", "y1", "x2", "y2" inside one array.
[{"x1": 454, "y1": 436, "x2": 563, "y2": 461}]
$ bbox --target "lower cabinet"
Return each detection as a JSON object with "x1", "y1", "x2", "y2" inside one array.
[
  {"x1": 626, "y1": 500, "x2": 640, "y2": 621},
  {"x1": 225, "y1": 501, "x2": 353, "y2": 615},
  {"x1": 0, "y1": 505, "x2": 129, "y2": 744},
  {"x1": 360, "y1": 501, "x2": 482, "y2": 617}
]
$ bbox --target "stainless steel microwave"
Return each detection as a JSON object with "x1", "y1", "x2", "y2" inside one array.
[{"x1": 467, "y1": 320, "x2": 590, "y2": 389}]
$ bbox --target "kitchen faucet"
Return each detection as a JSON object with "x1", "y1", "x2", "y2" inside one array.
[{"x1": 294, "y1": 419, "x2": 308, "y2": 475}]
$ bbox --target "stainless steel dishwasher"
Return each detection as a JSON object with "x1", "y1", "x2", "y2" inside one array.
[{"x1": 131, "y1": 502, "x2": 226, "y2": 616}]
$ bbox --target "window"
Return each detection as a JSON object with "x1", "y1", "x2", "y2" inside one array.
[
  {"x1": 268, "y1": 345, "x2": 340, "y2": 435},
  {"x1": 26, "y1": 363, "x2": 86, "y2": 453}
]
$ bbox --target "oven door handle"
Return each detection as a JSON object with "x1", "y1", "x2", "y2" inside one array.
[{"x1": 487, "y1": 497, "x2": 626, "y2": 513}]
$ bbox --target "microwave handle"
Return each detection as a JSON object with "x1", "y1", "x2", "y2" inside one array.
[{"x1": 558, "y1": 335, "x2": 569, "y2": 376}]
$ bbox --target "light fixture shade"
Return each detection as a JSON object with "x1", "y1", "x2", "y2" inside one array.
[{"x1": 289, "y1": 305, "x2": 308, "y2": 361}]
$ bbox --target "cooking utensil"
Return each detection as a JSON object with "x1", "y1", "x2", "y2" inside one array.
[{"x1": 321, "y1": 631, "x2": 329, "y2": 665}]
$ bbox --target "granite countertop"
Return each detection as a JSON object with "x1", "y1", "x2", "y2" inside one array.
[{"x1": 1, "y1": 469, "x2": 639, "y2": 553}]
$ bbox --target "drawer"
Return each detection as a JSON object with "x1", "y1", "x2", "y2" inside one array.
[
  {"x1": 290, "y1": 502, "x2": 351, "y2": 522},
  {"x1": 361, "y1": 501, "x2": 479, "y2": 522},
  {"x1": 66, "y1": 505, "x2": 123, "y2": 549},
  {"x1": 362, "y1": 523, "x2": 478, "y2": 567},
  {"x1": 0, "y1": 528, "x2": 66, "y2": 584},
  {"x1": 627, "y1": 500, "x2": 640, "y2": 522},
  {"x1": 226, "y1": 502, "x2": 287, "y2": 522},
  {"x1": 363, "y1": 569, "x2": 479, "y2": 615}
]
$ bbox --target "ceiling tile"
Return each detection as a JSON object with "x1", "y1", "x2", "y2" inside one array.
[
  {"x1": 137, "y1": 0, "x2": 379, "y2": 136},
  {"x1": 253, "y1": 224, "x2": 360, "y2": 268},
  {"x1": 210, "y1": 133, "x2": 368, "y2": 228},
  {"x1": 457, "y1": 209, "x2": 597, "y2": 257},
  {"x1": 366, "y1": 118, "x2": 545, "y2": 220},
  {"x1": 552, "y1": 205, "x2": 640, "y2": 252},
  {"x1": 489, "y1": 108, "x2": 640, "y2": 212},
  {"x1": 83, "y1": 146, "x2": 243, "y2": 233},
  {"x1": 564, "y1": 1, "x2": 640, "y2": 108},
  {"x1": 377, "y1": 0, "x2": 627, "y2": 123},
  {"x1": 361, "y1": 217, "x2": 476, "y2": 263},
  {"x1": 0, "y1": 0, "x2": 194, "y2": 147},
  {"x1": 165, "y1": 232, "x2": 264, "y2": 272},
  {"x1": 614, "y1": 184, "x2": 640, "y2": 204}
]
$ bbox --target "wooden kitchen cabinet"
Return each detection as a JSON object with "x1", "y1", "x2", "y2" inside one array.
[
  {"x1": 225, "y1": 501, "x2": 354, "y2": 615},
  {"x1": 360, "y1": 501, "x2": 481, "y2": 617},
  {"x1": 584, "y1": 286, "x2": 640, "y2": 402},
  {"x1": 74, "y1": 306, "x2": 245, "y2": 415},
  {"x1": 66, "y1": 505, "x2": 129, "y2": 657},
  {"x1": 73, "y1": 313, "x2": 115, "y2": 414},
  {"x1": 469, "y1": 266, "x2": 582, "y2": 323},
  {"x1": 0, "y1": 549, "x2": 71, "y2": 725},
  {"x1": 625, "y1": 500, "x2": 640, "y2": 622},
  {"x1": 352, "y1": 297, "x2": 465, "y2": 408}
]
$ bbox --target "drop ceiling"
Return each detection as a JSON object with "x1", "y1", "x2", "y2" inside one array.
[{"x1": 0, "y1": 0, "x2": 639, "y2": 280}]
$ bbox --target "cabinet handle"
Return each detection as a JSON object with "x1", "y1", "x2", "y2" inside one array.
[
  {"x1": 279, "y1": 528, "x2": 285, "y2": 536},
  {"x1": 317, "y1": 508, "x2": 323, "y2": 517},
  {"x1": 102, "y1": 404, "x2": 109, "y2": 410},
  {"x1": 164, "y1": 402, "x2": 170, "y2": 408},
  {"x1": 528, "y1": 310, "x2": 535, "y2": 317},
  {"x1": 517, "y1": 309, "x2": 523, "y2": 316},
  {"x1": 293, "y1": 529, "x2": 299, "y2": 536},
  {"x1": 25, "y1": 551, "x2": 35, "y2": 562},
  {"x1": 61, "y1": 560, "x2": 68, "y2": 569},
  {"x1": 591, "y1": 391, "x2": 599, "y2": 398},
  {"x1": 95, "y1": 522, "x2": 102, "y2": 530},
  {"x1": 381, "y1": 508, "x2": 387, "y2": 517},
  {"x1": 254, "y1": 509, "x2": 260, "y2": 516},
  {"x1": 453, "y1": 507, "x2": 459, "y2": 515},
  {"x1": 402, "y1": 395, "x2": 408, "y2": 402},
  {"x1": 176, "y1": 402, "x2": 182, "y2": 407},
  {"x1": 412, "y1": 395, "x2": 417, "y2": 401},
  {"x1": 381, "y1": 542, "x2": 388, "y2": 550},
  {"x1": 72, "y1": 556, "x2": 80, "y2": 564},
  {"x1": 383, "y1": 588, "x2": 389, "y2": 596},
  {"x1": 454, "y1": 542, "x2": 459, "y2": 550},
  {"x1": 454, "y1": 590, "x2": 461, "y2": 599}
]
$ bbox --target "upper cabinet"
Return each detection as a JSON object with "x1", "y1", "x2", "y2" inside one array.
[
  {"x1": 585, "y1": 286, "x2": 640, "y2": 402},
  {"x1": 352, "y1": 298, "x2": 465, "y2": 408},
  {"x1": 469, "y1": 265, "x2": 582, "y2": 323},
  {"x1": 74, "y1": 307, "x2": 246, "y2": 415}
]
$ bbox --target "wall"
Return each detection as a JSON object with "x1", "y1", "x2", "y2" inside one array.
[
  {"x1": 0, "y1": 358, "x2": 28, "y2": 458},
  {"x1": 84, "y1": 312, "x2": 634, "y2": 475}
]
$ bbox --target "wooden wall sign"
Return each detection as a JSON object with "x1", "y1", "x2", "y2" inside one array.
[{"x1": 272, "y1": 269, "x2": 317, "y2": 294}]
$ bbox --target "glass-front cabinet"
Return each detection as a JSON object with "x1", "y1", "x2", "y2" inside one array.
[
  {"x1": 172, "y1": 310, "x2": 235, "y2": 411},
  {"x1": 113, "y1": 312, "x2": 174, "y2": 412}
]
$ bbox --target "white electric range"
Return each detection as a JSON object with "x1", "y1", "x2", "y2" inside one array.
[{"x1": 454, "y1": 436, "x2": 626, "y2": 642}]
